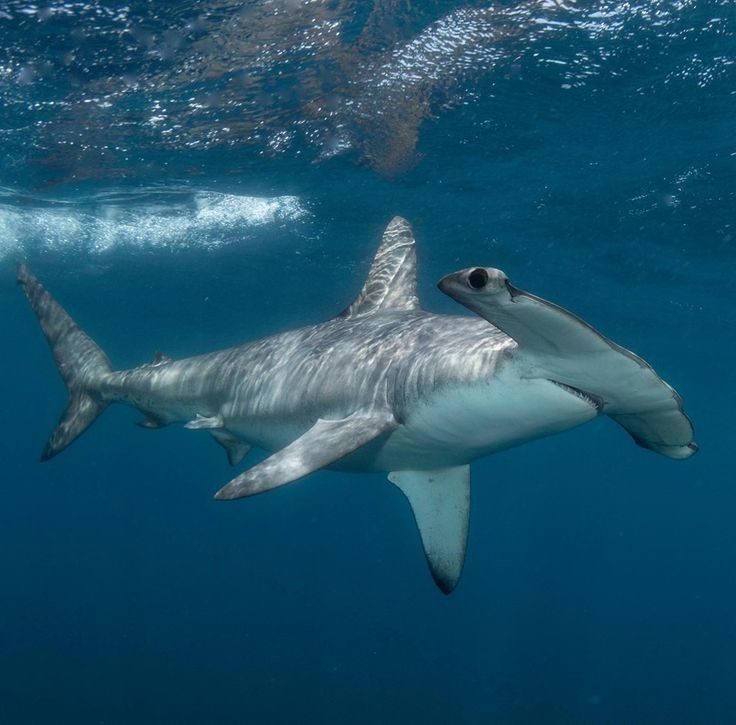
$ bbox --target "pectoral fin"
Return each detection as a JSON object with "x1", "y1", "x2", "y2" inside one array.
[
  {"x1": 388, "y1": 465, "x2": 470, "y2": 595},
  {"x1": 214, "y1": 411, "x2": 398, "y2": 500}
]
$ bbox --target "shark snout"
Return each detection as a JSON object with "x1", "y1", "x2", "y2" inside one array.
[{"x1": 438, "y1": 267, "x2": 509, "y2": 298}]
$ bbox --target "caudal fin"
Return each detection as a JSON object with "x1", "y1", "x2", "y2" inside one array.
[{"x1": 17, "y1": 264, "x2": 112, "y2": 460}]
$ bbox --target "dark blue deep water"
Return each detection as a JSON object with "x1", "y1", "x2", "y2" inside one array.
[{"x1": 1, "y1": 2, "x2": 735, "y2": 723}]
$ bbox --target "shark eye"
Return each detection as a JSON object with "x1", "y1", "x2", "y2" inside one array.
[{"x1": 467, "y1": 268, "x2": 489, "y2": 290}]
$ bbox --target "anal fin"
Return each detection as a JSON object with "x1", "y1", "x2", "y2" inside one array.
[
  {"x1": 136, "y1": 414, "x2": 167, "y2": 429},
  {"x1": 214, "y1": 411, "x2": 397, "y2": 500},
  {"x1": 388, "y1": 465, "x2": 470, "y2": 595}
]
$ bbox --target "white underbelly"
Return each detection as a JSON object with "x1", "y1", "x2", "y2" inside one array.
[{"x1": 366, "y1": 373, "x2": 600, "y2": 471}]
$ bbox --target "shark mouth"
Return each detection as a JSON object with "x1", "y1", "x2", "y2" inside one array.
[{"x1": 548, "y1": 380, "x2": 605, "y2": 413}]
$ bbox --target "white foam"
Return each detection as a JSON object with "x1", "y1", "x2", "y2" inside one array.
[{"x1": 0, "y1": 191, "x2": 308, "y2": 259}]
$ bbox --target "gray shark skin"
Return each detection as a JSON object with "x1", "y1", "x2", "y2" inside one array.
[{"x1": 18, "y1": 217, "x2": 697, "y2": 594}]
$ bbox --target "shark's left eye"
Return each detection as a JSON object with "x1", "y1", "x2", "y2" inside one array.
[{"x1": 467, "y1": 268, "x2": 488, "y2": 290}]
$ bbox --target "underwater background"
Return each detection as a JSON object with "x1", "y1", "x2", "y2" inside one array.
[{"x1": 1, "y1": 1, "x2": 734, "y2": 722}]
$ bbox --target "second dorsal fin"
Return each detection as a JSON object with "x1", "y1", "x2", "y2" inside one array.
[
  {"x1": 340, "y1": 216, "x2": 419, "y2": 318},
  {"x1": 152, "y1": 351, "x2": 172, "y2": 365}
]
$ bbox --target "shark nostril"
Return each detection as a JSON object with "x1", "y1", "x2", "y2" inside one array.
[{"x1": 467, "y1": 268, "x2": 488, "y2": 290}]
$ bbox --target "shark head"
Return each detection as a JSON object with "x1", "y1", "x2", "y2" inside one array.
[{"x1": 438, "y1": 265, "x2": 698, "y2": 460}]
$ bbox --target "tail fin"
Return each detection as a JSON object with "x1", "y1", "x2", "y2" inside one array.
[{"x1": 17, "y1": 264, "x2": 112, "y2": 460}]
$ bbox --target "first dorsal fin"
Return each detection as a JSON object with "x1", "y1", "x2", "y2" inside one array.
[{"x1": 340, "y1": 216, "x2": 419, "y2": 318}]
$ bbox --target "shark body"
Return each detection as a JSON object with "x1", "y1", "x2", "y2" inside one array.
[{"x1": 19, "y1": 217, "x2": 696, "y2": 593}]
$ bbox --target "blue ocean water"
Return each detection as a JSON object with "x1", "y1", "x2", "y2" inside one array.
[{"x1": 1, "y1": 1, "x2": 735, "y2": 722}]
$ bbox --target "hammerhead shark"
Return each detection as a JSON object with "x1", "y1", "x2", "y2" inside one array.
[{"x1": 18, "y1": 217, "x2": 696, "y2": 593}]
